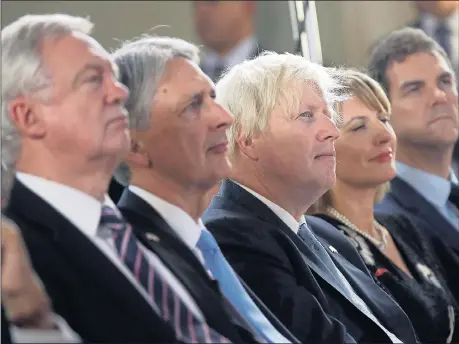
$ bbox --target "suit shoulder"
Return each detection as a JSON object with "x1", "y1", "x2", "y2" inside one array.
[{"x1": 203, "y1": 208, "x2": 294, "y2": 258}]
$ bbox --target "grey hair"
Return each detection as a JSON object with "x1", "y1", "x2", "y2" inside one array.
[
  {"x1": 215, "y1": 51, "x2": 349, "y2": 158},
  {"x1": 111, "y1": 35, "x2": 200, "y2": 186},
  {"x1": 368, "y1": 27, "x2": 454, "y2": 97},
  {"x1": 1, "y1": 14, "x2": 94, "y2": 179}
]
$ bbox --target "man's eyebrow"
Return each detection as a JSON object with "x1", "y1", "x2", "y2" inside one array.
[
  {"x1": 438, "y1": 70, "x2": 453, "y2": 81},
  {"x1": 400, "y1": 79, "x2": 424, "y2": 91},
  {"x1": 71, "y1": 63, "x2": 104, "y2": 89}
]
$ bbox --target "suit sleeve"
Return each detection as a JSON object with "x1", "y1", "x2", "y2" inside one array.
[{"x1": 206, "y1": 217, "x2": 354, "y2": 344}]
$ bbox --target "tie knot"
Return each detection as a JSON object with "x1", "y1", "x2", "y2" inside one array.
[
  {"x1": 100, "y1": 206, "x2": 124, "y2": 227},
  {"x1": 197, "y1": 229, "x2": 219, "y2": 253}
]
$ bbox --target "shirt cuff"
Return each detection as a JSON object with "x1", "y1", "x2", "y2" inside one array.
[{"x1": 10, "y1": 313, "x2": 80, "y2": 343}]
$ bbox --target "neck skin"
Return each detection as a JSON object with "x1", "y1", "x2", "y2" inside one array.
[
  {"x1": 396, "y1": 142, "x2": 453, "y2": 179},
  {"x1": 330, "y1": 181, "x2": 378, "y2": 236},
  {"x1": 212, "y1": 25, "x2": 254, "y2": 57},
  {"x1": 130, "y1": 168, "x2": 210, "y2": 223},
  {"x1": 231, "y1": 158, "x2": 321, "y2": 221},
  {"x1": 16, "y1": 145, "x2": 117, "y2": 202}
]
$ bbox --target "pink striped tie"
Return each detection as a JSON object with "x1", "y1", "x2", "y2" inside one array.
[{"x1": 100, "y1": 206, "x2": 231, "y2": 343}]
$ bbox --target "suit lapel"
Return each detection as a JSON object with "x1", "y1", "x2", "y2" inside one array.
[
  {"x1": 6, "y1": 180, "x2": 161, "y2": 331},
  {"x1": 117, "y1": 190, "x2": 260, "y2": 340},
  {"x1": 216, "y1": 180, "x2": 360, "y2": 299},
  {"x1": 390, "y1": 177, "x2": 459, "y2": 251},
  {"x1": 327, "y1": 248, "x2": 414, "y2": 335}
]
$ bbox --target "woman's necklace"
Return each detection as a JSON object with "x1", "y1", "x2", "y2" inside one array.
[{"x1": 326, "y1": 207, "x2": 388, "y2": 251}]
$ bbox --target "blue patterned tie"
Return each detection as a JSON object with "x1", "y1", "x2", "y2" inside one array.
[
  {"x1": 100, "y1": 206, "x2": 231, "y2": 343},
  {"x1": 298, "y1": 223, "x2": 356, "y2": 299},
  {"x1": 197, "y1": 229, "x2": 289, "y2": 343}
]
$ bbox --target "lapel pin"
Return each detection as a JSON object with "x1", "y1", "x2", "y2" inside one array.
[
  {"x1": 145, "y1": 233, "x2": 160, "y2": 242},
  {"x1": 329, "y1": 245, "x2": 338, "y2": 253}
]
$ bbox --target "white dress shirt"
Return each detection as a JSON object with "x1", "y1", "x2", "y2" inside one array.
[
  {"x1": 16, "y1": 172, "x2": 203, "y2": 321},
  {"x1": 129, "y1": 185, "x2": 205, "y2": 264},
  {"x1": 420, "y1": 10, "x2": 459, "y2": 75},
  {"x1": 202, "y1": 35, "x2": 258, "y2": 80},
  {"x1": 235, "y1": 182, "x2": 402, "y2": 343},
  {"x1": 10, "y1": 314, "x2": 80, "y2": 343}
]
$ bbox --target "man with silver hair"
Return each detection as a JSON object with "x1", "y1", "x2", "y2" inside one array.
[
  {"x1": 2, "y1": 14, "x2": 239, "y2": 343},
  {"x1": 112, "y1": 35, "x2": 301, "y2": 344},
  {"x1": 202, "y1": 52, "x2": 418, "y2": 343}
]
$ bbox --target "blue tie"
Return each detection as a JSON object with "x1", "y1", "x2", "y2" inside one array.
[
  {"x1": 197, "y1": 229, "x2": 290, "y2": 343},
  {"x1": 298, "y1": 223, "x2": 356, "y2": 300}
]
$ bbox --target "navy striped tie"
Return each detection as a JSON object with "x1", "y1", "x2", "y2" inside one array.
[{"x1": 100, "y1": 206, "x2": 231, "y2": 343}]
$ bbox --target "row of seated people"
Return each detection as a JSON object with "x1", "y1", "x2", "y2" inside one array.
[{"x1": 1, "y1": 13, "x2": 459, "y2": 344}]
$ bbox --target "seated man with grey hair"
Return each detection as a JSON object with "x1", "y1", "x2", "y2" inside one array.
[
  {"x1": 202, "y1": 52, "x2": 418, "y2": 343},
  {"x1": 2, "y1": 13, "x2": 242, "y2": 343},
  {"x1": 112, "y1": 35, "x2": 305, "y2": 344}
]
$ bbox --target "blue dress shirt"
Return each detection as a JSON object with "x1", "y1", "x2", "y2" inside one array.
[{"x1": 396, "y1": 162, "x2": 459, "y2": 230}]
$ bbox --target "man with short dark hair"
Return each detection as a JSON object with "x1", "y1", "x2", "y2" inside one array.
[{"x1": 370, "y1": 28, "x2": 459, "y2": 257}]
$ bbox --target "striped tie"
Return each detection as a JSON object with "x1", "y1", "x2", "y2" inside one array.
[{"x1": 100, "y1": 206, "x2": 231, "y2": 343}]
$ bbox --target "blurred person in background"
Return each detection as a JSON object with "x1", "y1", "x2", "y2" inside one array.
[
  {"x1": 204, "y1": 52, "x2": 419, "y2": 343},
  {"x1": 194, "y1": 0, "x2": 263, "y2": 83},
  {"x1": 369, "y1": 28, "x2": 459, "y2": 299},
  {"x1": 307, "y1": 69, "x2": 458, "y2": 343},
  {"x1": 112, "y1": 35, "x2": 299, "y2": 344},
  {"x1": 2, "y1": 13, "x2": 241, "y2": 343},
  {"x1": 410, "y1": 0, "x2": 458, "y2": 78}
]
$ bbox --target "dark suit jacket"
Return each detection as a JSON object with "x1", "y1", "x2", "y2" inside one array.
[
  {"x1": 3, "y1": 180, "x2": 249, "y2": 343},
  {"x1": 376, "y1": 176, "x2": 459, "y2": 305},
  {"x1": 1, "y1": 306, "x2": 12, "y2": 344},
  {"x1": 117, "y1": 188, "x2": 300, "y2": 343},
  {"x1": 311, "y1": 213, "x2": 458, "y2": 343},
  {"x1": 376, "y1": 176, "x2": 459, "y2": 254},
  {"x1": 203, "y1": 180, "x2": 419, "y2": 344},
  {"x1": 108, "y1": 179, "x2": 124, "y2": 204}
]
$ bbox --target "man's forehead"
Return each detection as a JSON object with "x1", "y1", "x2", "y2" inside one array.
[
  {"x1": 42, "y1": 32, "x2": 115, "y2": 75},
  {"x1": 389, "y1": 52, "x2": 451, "y2": 83},
  {"x1": 158, "y1": 58, "x2": 213, "y2": 96}
]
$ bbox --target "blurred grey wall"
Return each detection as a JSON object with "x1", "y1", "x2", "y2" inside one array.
[
  {"x1": 1, "y1": 0, "x2": 416, "y2": 69},
  {"x1": 316, "y1": 0, "x2": 417, "y2": 68},
  {"x1": 1, "y1": 1, "x2": 295, "y2": 55}
]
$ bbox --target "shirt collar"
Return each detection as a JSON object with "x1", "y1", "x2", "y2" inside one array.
[
  {"x1": 235, "y1": 181, "x2": 306, "y2": 234},
  {"x1": 15, "y1": 172, "x2": 116, "y2": 237},
  {"x1": 128, "y1": 185, "x2": 202, "y2": 251},
  {"x1": 396, "y1": 162, "x2": 457, "y2": 208},
  {"x1": 203, "y1": 35, "x2": 257, "y2": 73}
]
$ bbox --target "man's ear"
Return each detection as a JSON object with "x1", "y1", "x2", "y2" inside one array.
[
  {"x1": 124, "y1": 135, "x2": 151, "y2": 169},
  {"x1": 237, "y1": 131, "x2": 259, "y2": 161},
  {"x1": 8, "y1": 97, "x2": 46, "y2": 138}
]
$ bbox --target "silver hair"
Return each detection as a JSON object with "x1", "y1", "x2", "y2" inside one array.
[
  {"x1": 111, "y1": 35, "x2": 200, "y2": 186},
  {"x1": 215, "y1": 51, "x2": 349, "y2": 158},
  {"x1": 1, "y1": 14, "x2": 94, "y2": 181}
]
